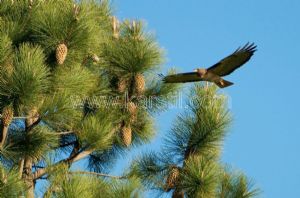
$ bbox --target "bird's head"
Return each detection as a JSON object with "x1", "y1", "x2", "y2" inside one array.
[{"x1": 193, "y1": 68, "x2": 207, "y2": 77}]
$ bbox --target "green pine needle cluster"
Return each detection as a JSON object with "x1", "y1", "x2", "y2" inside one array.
[
  {"x1": 77, "y1": 112, "x2": 114, "y2": 151},
  {"x1": 130, "y1": 85, "x2": 260, "y2": 198},
  {"x1": 0, "y1": 43, "x2": 50, "y2": 112},
  {"x1": 0, "y1": 33, "x2": 12, "y2": 65},
  {"x1": 102, "y1": 21, "x2": 163, "y2": 74},
  {"x1": 165, "y1": 85, "x2": 231, "y2": 162},
  {"x1": 0, "y1": 165, "x2": 26, "y2": 197},
  {"x1": 218, "y1": 168, "x2": 261, "y2": 198}
]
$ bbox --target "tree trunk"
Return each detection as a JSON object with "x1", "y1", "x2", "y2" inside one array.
[
  {"x1": 24, "y1": 158, "x2": 34, "y2": 198},
  {"x1": 0, "y1": 125, "x2": 8, "y2": 148},
  {"x1": 23, "y1": 108, "x2": 39, "y2": 198},
  {"x1": 18, "y1": 158, "x2": 24, "y2": 179}
]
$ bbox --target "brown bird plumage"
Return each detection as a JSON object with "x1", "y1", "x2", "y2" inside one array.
[{"x1": 162, "y1": 43, "x2": 257, "y2": 88}]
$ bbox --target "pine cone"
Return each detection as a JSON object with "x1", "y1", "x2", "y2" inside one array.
[
  {"x1": 112, "y1": 16, "x2": 120, "y2": 39},
  {"x1": 56, "y1": 43, "x2": 68, "y2": 65},
  {"x1": 73, "y1": 4, "x2": 80, "y2": 20},
  {"x1": 172, "y1": 190, "x2": 184, "y2": 198},
  {"x1": 127, "y1": 102, "x2": 137, "y2": 122},
  {"x1": 91, "y1": 54, "x2": 100, "y2": 63},
  {"x1": 165, "y1": 167, "x2": 180, "y2": 192},
  {"x1": 118, "y1": 78, "x2": 127, "y2": 93},
  {"x1": 132, "y1": 21, "x2": 139, "y2": 41},
  {"x1": 4, "y1": 63, "x2": 13, "y2": 76},
  {"x1": 28, "y1": 0, "x2": 33, "y2": 9},
  {"x1": 2, "y1": 106, "x2": 13, "y2": 127},
  {"x1": 131, "y1": 20, "x2": 143, "y2": 41},
  {"x1": 121, "y1": 125, "x2": 132, "y2": 147},
  {"x1": 134, "y1": 73, "x2": 145, "y2": 95}
]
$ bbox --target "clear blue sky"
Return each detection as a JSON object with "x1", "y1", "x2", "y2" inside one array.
[{"x1": 112, "y1": 0, "x2": 300, "y2": 197}]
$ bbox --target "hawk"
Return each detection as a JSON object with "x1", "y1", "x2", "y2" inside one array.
[{"x1": 162, "y1": 43, "x2": 257, "y2": 88}]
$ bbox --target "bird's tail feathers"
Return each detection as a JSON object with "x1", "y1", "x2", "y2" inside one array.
[
  {"x1": 158, "y1": 73, "x2": 167, "y2": 82},
  {"x1": 158, "y1": 73, "x2": 165, "y2": 78},
  {"x1": 215, "y1": 79, "x2": 234, "y2": 88}
]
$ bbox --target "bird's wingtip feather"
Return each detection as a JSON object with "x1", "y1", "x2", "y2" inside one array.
[{"x1": 237, "y1": 42, "x2": 257, "y2": 54}]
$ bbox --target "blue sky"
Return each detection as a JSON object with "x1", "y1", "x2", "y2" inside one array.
[{"x1": 112, "y1": 0, "x2": 300, "y2": 197}]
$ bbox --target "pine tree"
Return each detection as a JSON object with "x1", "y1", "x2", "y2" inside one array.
[
  {"x1": 0, "y1": 0, "x2": 178, "y2": 197},
  {"x1": 0, "y1": 1, "x2": 260, "y2": 198},
  {"x1": 130, "y1": 85, "x2": 260, "y2": 197}
]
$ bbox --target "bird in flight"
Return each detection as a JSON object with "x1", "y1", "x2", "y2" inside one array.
[{"x1": 162, "y1": 43, "x2": 257, "y2": 88}]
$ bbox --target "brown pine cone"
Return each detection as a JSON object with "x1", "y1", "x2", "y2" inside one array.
[
  {"x1": 56, "y1": 43, "x2": 68, "y2": 65},
  {"x1": 1, "y1": 106, "x2": 13, "y2": 127}
]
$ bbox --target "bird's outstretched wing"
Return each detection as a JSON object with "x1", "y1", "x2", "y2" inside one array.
[
  {"x1": 162, "y1": 72, "x2": 202, "y2": 83},
  {"x1": 207, "y1": 43, "x2": 257, "y2": 76}
]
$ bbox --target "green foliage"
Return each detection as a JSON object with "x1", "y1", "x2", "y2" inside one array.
[
  {"x1": 102, "y1": 21, "x2": 163, "y2": 75},
  {"x1": 39, "y1": 93, "x2": 81, "y2": 130},
  {"x1": 45, "y1": 171, "x2": 142, "y2": 198},
  {"x1": 218, "y1": 168, "x2": 260, "y2": 198},
  {"x1": 110, "y1": 177, "x2": 142, "y2": 198},
  {"x1": 165, "y1": 84, "x2": 231, "y2": 162},
  {"x1": 0, "y1": 127, "x2": 26, "y2": 164},
  {"x1": 53, "y1": 176, "x2": 97, "y2": 198},
  {"x1": 0, "y1": 33, "x2": 12, "y2": 65},
  {"x1": 30, "y1": 0, "x2": 109, "y2": 65},
  {"x1": 51, "y1": 64, "x2": 97, "y2": 97},
  {"x1": 130, "y1": 110, "x2": 155, "y2": 145},
  {"x1": 180, "y1": 156, "x2": 220, "y2": 198},
  {"x1": 0, "y1": 0, "x2": 32, "y2": 44},
  {"x1": 0, "y1": 164, "x2": 26, "y2": 197},
  {"x1": 0, "y1": 43, "x2": 50, "y2": 111},
  {"x1": 78, "y1": 111, "x2": 114, "y2": 151},
  {"x1": 144, "y1": 69, "x2": 181, "y2": 113},
  {"x1": 130, "y1": 85, "x2": 259, "y2": 197},
  {"x1": 87, "y1": 146, "x2": 124, "y2": 173},
  {"x1": 129, "y1": 152, "x2": 169, "y2": 189},
  {"x1": 8, "y1": 126, "x2": 59, "y2": 162}
]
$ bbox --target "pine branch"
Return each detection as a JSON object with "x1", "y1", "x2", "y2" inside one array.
[
  {"x1": 69, "y1": 149, "x2": 93, "y2": 163},
  {"x1": 23, "y1": 109, "x2": 41, "y2": 198},
  {"x1": 13, "y1": 116, "x2": 27, "y2": 119},
  {"x1": 25, "y1": 117, "x2": 41, "y2": 132},
  {"x1": 0, "y1": 114, "x2": 27, "y2": 119},
  {"x1": 33, "y1": 148, "x2": 94, "y2": 180},
  {"x1": 69, "y1": 140, "x2": 80, "y2": 161},
  {"x1": 33, "y1": 165, "x2": 45, "y2": 169},
  {"x1": 18, "y1": 159, "x2": 24, "y2": 179},
  {"x1": 56, "y1": 131, "x2": 75, "y2": 135},
  {"x1": 0, "y1": 125, "x2": 9, "y2": 148},
  {"x1": 59, "y1": 141, "x2": 77, "y2": 148},
  {"x1": 69, "y1": 171, "x2": 126, "y2": 179}
]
